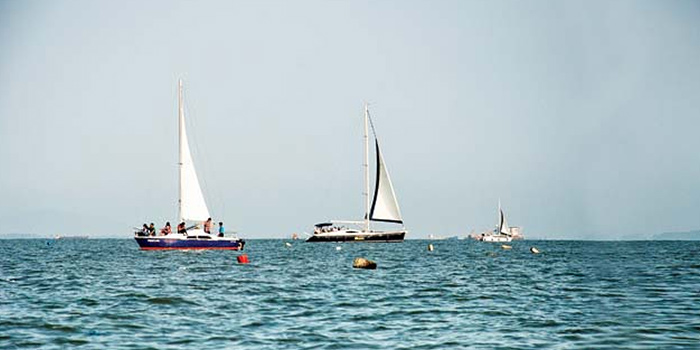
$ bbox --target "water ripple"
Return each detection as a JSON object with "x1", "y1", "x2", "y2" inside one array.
[{"x1": 1, "y1": 239, "x2": 699, "y2": 349}]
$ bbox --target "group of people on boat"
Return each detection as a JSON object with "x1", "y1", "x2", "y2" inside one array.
[
  {"x1": 314, "y1": 225, "x2": 347, "y2": 234},
  {"x1": 136, "y1": 218, "x2": 226, "y2": 237}
]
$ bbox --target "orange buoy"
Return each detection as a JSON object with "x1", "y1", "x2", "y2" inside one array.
[{"x1": 237, "y1": 254, "x2": 249, "y2": 264}]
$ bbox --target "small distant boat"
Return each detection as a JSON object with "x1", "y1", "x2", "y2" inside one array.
[
  {"x1": 133, "y1": 80, "x2": 244, "y2": 250},
  {"x1": 307, "y1": 104, "x2": 406, "y2": 243},
  {"x1": 481, "y1": 201, "x2": 513, "y2": 243},
  {"x1": 55, "y1": 235, "x2": 89, "y2": 240}
]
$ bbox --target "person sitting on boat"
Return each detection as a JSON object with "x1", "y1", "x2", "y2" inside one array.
[
  {"x1": 218, "y1": 222, "x2": 225, "y2": 237},
  {"x1": 139, "y1": 223, "x2": 149, "y2": 236},
  {"x1": 160, "y1": 222, "x2": 172, "y2": 236},
  {"x1": 177, "y1": 222, "x2": 187, "y2": 234},
  {"x1": 148, "y1": 223, "x2": 156, "y2": 236},
  {"x1": 204, "y1": 218, "x2": 212, "y2": 234}
]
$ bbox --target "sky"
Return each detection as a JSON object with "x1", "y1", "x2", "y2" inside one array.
[{"x1": 1, "y1": 0, "x2": 699, "y2": 239}]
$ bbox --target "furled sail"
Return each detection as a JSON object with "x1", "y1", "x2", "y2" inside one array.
[
  {"x1": 499, "y1": 209, "x2": 510, "y2": 236},
  {"x1": 369, "y1": 140, "x2": 403, "y2": 224},
  {"x1": 178, "y1": 81, "x2": 210, "y2": 222}
]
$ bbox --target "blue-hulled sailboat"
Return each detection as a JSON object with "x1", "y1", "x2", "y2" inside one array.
[{"x1": 134, "y1": 80, "x2": 244, "y2": 250}]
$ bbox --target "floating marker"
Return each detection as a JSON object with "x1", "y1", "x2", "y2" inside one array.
[
  {"x1": 353, "y1": 257, "x2": 377, "y2": 269},
  {"x1": 237, "y1": 254, "x2": 250, "y2": 264},
  {"x1": 428, "y1": 243, "x2": 434, "y2": 251},
  {"x1": 501, "y1": 245, "x2": 512, "y2": 250},
  {"x1": 285, "y1": 242, "x2": 292, "y2": 248},
  {"x1": 530, "y1": 247, "x2": 540, "y2": 254},
  {"x1": 336, "y1": 246, "x2": 342, "y2": 251}
]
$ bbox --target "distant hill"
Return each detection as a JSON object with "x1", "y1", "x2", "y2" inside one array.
[{"x1": 652, "y1": 230, "x2": 700, "y2": 241}]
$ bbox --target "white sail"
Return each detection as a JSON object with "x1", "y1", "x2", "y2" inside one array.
[
  {"x1": 369, "y1": 140, "x2": 403, "y2": 224},
  {"x1": 499, "y1": 208, "x2": 510, "y2": 236},
  {"x1": 178, "y1": 80, "x2": 210, "y2": 223}
]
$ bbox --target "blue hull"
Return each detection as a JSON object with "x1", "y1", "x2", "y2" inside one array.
[{"x1": 134, "y1": 237, "x2": 245, "y2": 250}]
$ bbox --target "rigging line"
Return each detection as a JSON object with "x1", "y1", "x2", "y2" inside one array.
[{"x1": 366, "y1": 107, "x2": 378, "y2": 139}]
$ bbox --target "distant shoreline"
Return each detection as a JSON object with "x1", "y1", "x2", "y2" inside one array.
[{"x1": 2, "y1": 229, "x2": 699, "y2": 241}]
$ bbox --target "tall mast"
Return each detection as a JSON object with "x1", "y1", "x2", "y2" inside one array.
[
  {"x1": 498, "y1": 198, "x2": 501, "y2": 233},
  {"x1": 178, "y1": 79, "x2": 184, "y2": 223},
  {"x1": 363, "y1": 103, "x2": 370, "y2": 232}
]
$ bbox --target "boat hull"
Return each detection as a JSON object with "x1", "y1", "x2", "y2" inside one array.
[
  {"x1": 134, "y1": 236, "x2": 245, "y2": 250},
  {"x1": 481, "y1": 235, "x2": 512, "y2": 243},
  {"x1": 306, "y1": 231, "x2": 405, "y2": 243}
]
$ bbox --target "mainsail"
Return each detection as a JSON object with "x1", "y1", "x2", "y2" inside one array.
[
  {"x1": 369, "y1": 140, "x2": 403, "y2": 224},
  {"x1": 499, "y1": 208, "x2": 510, "y2": 236},
  {"x1": 178, "y1": 80, "x2": 211, "y2": 223}
]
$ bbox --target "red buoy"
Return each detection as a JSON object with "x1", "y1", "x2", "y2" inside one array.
[{"x1": 237, "y1": 254, "x2": 249, "y2": 264}]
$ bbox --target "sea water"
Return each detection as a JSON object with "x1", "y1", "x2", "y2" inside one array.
[{"x1": 1, "y1": 239, "x2": 699, "y2": 349}]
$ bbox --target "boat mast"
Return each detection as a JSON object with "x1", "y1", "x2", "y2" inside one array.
[
  {"x1": 178, "y1": 79, "x2": 184, "y2": 223},
  {"x1": 363, "y1": 103, "x2": 370, "y2": 232},
  {"x1": 497, "y1": 198, "x2": 502, "y2": 234}
]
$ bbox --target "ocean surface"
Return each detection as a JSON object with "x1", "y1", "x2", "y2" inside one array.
[{"x1": 1, "y1": 239, "x2": 699, "y2": 349}]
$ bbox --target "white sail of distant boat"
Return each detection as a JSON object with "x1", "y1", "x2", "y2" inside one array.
[
  {"x1": 499, "y1": 205, "x2": 510, "y2": 236},
  {"x1": 177, "y1": 79, "x2": 210, "y2": 223},
  {"x1": 369, "y1": 140, "x2": 403, "y2": 224}
]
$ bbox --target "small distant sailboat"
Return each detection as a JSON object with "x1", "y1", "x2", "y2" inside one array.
[
  {"x1": 481, "y1": 201, "x2": 513, "y2": 243},
  {"x1": 307, "y1": 104, "x2": 406, "y2": 243},
  {"x1": 134, "y1": 80, "x2": 244, "y2": 250}
]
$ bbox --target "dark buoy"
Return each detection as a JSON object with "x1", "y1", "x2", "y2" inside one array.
[
  {"x1": 353, "y1": 257, "x2": 377, "y2": 269},
  {"x1": 530, "y1": 247, "x2": 540, "y2": 254},
  {"x1": 237, "y1": 254, "x2": 250, "y2": 264},
  {"x1": 428, "y1": 243, "x2": 434, "y2": 251}
]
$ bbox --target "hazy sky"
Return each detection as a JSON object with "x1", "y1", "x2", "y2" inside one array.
[{"x1": 1, "y1": 0, "x2": 699, "y2": 239}]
